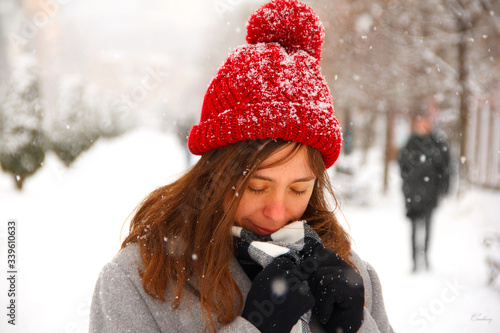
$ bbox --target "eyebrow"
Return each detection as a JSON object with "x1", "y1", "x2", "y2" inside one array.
[{"x1": 251, "y1": 175, "x2": 316, "y2": 183}]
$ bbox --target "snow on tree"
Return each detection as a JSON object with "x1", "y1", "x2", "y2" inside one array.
[
  {"x1": 84, "y1": 82, "x2": 132, "y2": 138},
  {"x1": 98, "y1": 97, "x2": 131, "y2": 139},
  {"x1": 0, "y1": 54, "x2": 45, "y2": 190},
  {"x1": 46, "y1": 74, "x2": 100, "y2": 167},
  {"x1": 0, "y1": 14, "x2": 9, "y2": 88}
]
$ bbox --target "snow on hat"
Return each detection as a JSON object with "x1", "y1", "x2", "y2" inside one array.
[{"x1": 188, "y1": 0, "x2": 342, "y2": 168}]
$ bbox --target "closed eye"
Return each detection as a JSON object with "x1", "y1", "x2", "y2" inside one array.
[
  {"x1": 291, "y1": 188, "x2": 308, "y2": 196},
  {"x1": 248, "y1": 187, "x2": 266, "y2": 194}
]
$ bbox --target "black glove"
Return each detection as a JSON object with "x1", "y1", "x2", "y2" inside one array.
[
  {"x1": 242, "y1": 255, "x2": 315, "y2": 333},
  {"x1": 305, "y1": 247, "x2": 364, "y2": 333}
]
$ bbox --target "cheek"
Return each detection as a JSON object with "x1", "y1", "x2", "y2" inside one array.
[
  {"x1": 291, "y1": 198, "x2": 310, "y2": 217},
  {"x1": 234, "y1": 194, "x2": 256, "y2": 221},
  {"x1": 291, "y1": 193, "x2": 313, "y2": 217}
]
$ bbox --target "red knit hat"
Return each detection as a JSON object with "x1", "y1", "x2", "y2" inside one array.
[{"x1": 188, "y1": 0, "x2": 342, "y2": 168}]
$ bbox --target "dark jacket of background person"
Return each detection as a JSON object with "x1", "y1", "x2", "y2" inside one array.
[{"x1": 398, "y1": 130, "x2": 451, "y2": 219}]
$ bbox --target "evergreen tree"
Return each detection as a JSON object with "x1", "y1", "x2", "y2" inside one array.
[
  {"x1": 0, "y1": 54, "x2": 45, "y2": 190},
  {"x1": 86, "y1": 82, "x2": 131, "y2": 138},
  {"x1": 47, "y1": 74, "x2": 100, "y2": 166}
]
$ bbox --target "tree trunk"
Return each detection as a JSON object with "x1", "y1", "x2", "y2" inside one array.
[
  {"x1": 383, "y1": 108, "x2": 395, "y2": 194},
  {"x1": 457, "y1": 18, "x2": 470, "y2": 193},
  {"x1": 361, "y1": 111, "x2": 376, "y2": 165},
  {"x1": 14, "y1": 175, "x2": 24, "y2": 191}
]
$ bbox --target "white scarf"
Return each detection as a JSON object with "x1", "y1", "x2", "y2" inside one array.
[{"x1": 232, "y1": 221, "x2": 323, "y2": 333}]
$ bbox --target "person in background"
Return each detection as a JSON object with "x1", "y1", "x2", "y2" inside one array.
[
  {"x1": 398, "y1": 114, "x2": 451, "y2": 272},
  {"x1": 89, "y1": 0, "x2": 394, "y2": 332}
]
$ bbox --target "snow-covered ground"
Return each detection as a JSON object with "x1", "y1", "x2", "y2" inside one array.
[
  {"x1": 335, "y1": 150, "x2": 500, "y2": 333},
  {"x1": 0, "y1": 130, "x2": 499, "y2": 332}
]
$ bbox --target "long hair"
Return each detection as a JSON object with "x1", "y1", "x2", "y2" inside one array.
[{"x1": 121, "y1": 139, "x2": 352, "y2": 331}]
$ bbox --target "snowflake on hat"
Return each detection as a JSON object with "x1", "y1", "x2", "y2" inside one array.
[{"x1": 188, "y1": 0, "x2": 342, "y2": 169}]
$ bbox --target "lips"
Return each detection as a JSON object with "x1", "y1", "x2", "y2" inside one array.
[{"x1": 250, "y1": 222, "x2": 278, "y2": 236}]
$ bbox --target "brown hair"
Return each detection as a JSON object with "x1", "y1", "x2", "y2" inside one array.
[{"x1": 121, "y1": 139, "x2": 352, "y2": 331}]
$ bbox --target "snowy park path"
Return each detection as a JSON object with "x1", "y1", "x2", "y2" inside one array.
[{"x1": 339, "y1": 166, "x2": 500, "y2": 333}]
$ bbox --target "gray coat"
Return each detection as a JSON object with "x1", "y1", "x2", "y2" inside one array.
[{"x1": 90, "y1": 243, "x2": 394, "y2": 332}]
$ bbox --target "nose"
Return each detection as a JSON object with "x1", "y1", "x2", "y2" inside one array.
[{"x1": 262, "y1": 192, "x2": 287, "y2": 229}]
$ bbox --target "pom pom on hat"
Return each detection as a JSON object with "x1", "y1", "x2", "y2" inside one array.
[
  {"x1": 246, "y1": 0, "x2": 325, "y2": 61},
  {"x1": 188, "y1": 0, "x2": 342, "y2": 169}
]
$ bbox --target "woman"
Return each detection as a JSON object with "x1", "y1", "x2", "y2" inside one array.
[{"x1": 90, "y1": 1, "x2": 394, "y2": 332}]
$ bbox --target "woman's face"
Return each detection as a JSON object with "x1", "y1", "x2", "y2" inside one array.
[{"x1": 233, "y1": 144, "x2": 316, "y2": 236}]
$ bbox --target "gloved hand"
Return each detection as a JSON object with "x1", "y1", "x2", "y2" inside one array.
[
  {"x1": 304, "y1": 247, "x2": 364, "y2": 333},
  {"x1": 242, "y1": 255, "x2": 315, "y2": 333}
]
